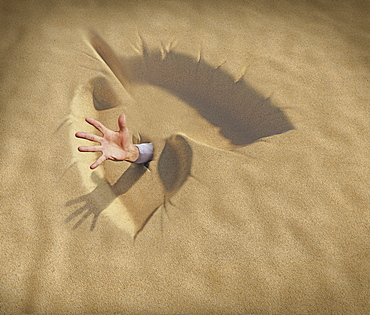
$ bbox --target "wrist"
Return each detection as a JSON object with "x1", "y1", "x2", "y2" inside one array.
[
  {"x1": 125, "y1": 144, "x2": 140, "y2": 162},
  {"x1": 132, "y1": 143, "x2": 154, "y2": 164}
]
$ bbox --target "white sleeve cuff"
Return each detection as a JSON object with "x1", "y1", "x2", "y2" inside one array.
[{"x1": 133, "y1": 143, "x2": 154, "y2": 164}]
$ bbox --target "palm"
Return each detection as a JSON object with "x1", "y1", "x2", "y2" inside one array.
[
  {"x1": 101, "y1": 129, "x2": 129, "y2": 160},
  {"x1": 76, "y1": 113, "x2": 137, "y2": 169}
]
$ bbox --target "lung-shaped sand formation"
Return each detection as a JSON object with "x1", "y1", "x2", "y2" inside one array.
[{"x1": 66, "y1": 32, "x2": 293, "y2": 237}]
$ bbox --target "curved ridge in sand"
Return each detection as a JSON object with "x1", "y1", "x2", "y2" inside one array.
[
  {"x1": 67, "y1": 32, "x2": 294, "y2": 237},
  {"x1": 90, "y1": 32, "x2": 294, "y2": 146}
]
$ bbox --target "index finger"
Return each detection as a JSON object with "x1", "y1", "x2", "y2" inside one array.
[{"x1": 85, "y1": 117, "x2": 107, "y2": 134}]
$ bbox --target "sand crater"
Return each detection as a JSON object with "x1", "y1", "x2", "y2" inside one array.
[{"x1": 67, "y1": 33, "x2": 293, "y2": 237}]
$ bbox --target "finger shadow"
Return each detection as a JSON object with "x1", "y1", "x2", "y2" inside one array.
[{"x1": 65, "y1": 164, "x2": 147, "y2": 231}]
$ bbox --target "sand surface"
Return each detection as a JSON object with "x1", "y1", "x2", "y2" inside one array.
[{"x1": 0, "y1": 0, "x2": 369, "y2": 313}]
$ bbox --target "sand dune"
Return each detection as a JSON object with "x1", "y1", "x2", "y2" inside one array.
[{"x1": 0, "y1": 0, "x2": 369, "y2": 313}]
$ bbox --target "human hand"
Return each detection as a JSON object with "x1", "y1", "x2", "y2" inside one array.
[{"x1": 75, "y1": 113, "x2": 139, "y2": 169}]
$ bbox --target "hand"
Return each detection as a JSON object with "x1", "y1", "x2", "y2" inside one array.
[{"x1": 75, "y1": 113, "x2": 139, "y2": 169}]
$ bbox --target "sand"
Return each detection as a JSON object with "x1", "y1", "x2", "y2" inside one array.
[{"x1": 0, "y1": 0, "x2": 369, "y2": 313}]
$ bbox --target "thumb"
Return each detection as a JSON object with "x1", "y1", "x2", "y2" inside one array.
[{"x1": 118, "y1": 113, "x2": 127, "y2": 132}]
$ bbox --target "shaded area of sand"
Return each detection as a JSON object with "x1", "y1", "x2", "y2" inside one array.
[{"x1": 0, "y1": 0, "x2": 369, "y2": 313}]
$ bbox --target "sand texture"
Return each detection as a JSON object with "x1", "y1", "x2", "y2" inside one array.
[{"x1": 0, "y1": 0, "x2": 369, "y2": 313}]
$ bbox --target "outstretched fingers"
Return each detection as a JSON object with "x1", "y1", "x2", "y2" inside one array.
[
  {"x1": 75, "y1": 132, "x2": 103, "y2": 143},
  {"x1": 117, "y1": 113, "x2": 127, "y2": 131},
  {"x1": 78, "y1": 145, "x2": 103, "y2": 152},
  {"x1": 90, "y1": 154, "x2": 107, "y2": 169},
  {"x1": 85, "y1": 117, "x2": 108, "y2": 134}
]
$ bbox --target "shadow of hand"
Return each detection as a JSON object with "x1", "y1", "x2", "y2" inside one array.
[
  {"x1": 65, "y1": 164, "x2": 147, "y2": 231},
  {"x1": 65, "y1": 173, "x2": 115, "y2": 230}
]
